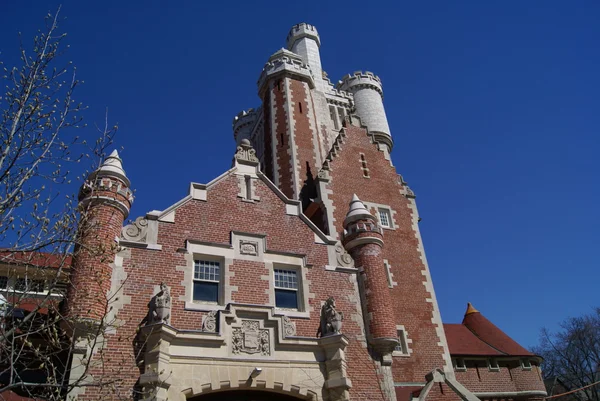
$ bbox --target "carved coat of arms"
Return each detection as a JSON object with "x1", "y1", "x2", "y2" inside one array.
[{"x1": 232, "y1": 320, "x2": 270, "y2": 355}]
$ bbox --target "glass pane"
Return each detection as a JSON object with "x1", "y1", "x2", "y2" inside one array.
[
  {"x1": 0, "y1": 277, "x2": 7, "y2": 289},
  {"x1": 275, "y1": 289, "x2": 298, "y2": 309},
  {"x1": 379, "y1": 210, "x2": 390, "y2": 226},
  {"x1": 274, "y1": 269, "x2": 298, "y2": 289},
  {"x1": 194, "y1": 260, "x2": 220, "y2": 281},
  {"x1": 193, "y1": 281, "x2": 219, "y2": 303}
]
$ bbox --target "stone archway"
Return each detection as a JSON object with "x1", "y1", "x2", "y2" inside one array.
[{"x1": 188, "y1": 389, "x2": 311, "y2": 401}]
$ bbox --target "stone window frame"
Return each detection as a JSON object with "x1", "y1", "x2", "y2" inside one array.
[
  {"x1": 192, "y1": 257, "x2": 224, "y2": 305},
  {"x1": 453, "y1": 357, "x2": 467, "y2": 372},
  {"x1": 265, "y1": 253, "x2": 312, "y2": 319},
  {"x1": 182, "y1": 236, "x2": 312, "y2": 318},
  {"x1": 182, "y1": 241, "x2": 235, "y2": 312},
  {"x1": 361, "y1": 201, "x2": 397, "y2": 230},
  {"x1": 392, "y1": 325, "x2": 410, "y2": 357},
  {"x1": 272, "y1": 264, "x2": 302, "y2": 311}
]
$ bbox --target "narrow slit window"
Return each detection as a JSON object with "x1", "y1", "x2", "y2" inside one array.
[
  {"x1": 245, "y1": 175, "x2": 252, "y2": 200},
  {"x1": 298, "y1": 102, "x2": 303, "y2": 114}
]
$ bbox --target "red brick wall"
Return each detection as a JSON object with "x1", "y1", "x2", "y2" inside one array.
[
  {"x1": 68, "y1": 190, "x2": 129, "y2": 321},
  {"x1": 78, "y1": 172, "x2": 390, "y2": 400},
  {"x1": 289, "y1": 80, "x2": 319, "y2": 192},
  {"x1": 325, "y1": 123, "x2": 448, "y2": 382},
  {"x1": 453, "y1": 360, "x2": 546, "y2": 396}
]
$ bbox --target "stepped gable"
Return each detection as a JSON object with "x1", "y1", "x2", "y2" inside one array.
[{"x1": 461, "y1": 302, "x2": 535, "y2": 356}]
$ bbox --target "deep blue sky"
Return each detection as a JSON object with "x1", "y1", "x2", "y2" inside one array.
[{"x1": 2, "y1": 1, "x2": 598, "y2": 350}]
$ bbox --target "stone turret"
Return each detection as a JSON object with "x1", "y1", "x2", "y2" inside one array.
[
  {"x1": 286, "y1": 23, "x2": 324, "y2": 91},
  {"x1": 342, "y1": 195, "x2": 398, "y2": 362},
  {"x1": 67, "y1": 150, "x2": 133, "y2": 323},
  {"x1": 338, "y1": 72, "x2": 393, "y2": 153},
  {"x1": 232, "y1": 108, "x2": 257, "y2": 146}
]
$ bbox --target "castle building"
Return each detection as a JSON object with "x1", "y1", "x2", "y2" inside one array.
[{"x1": 1, "y1": 23, "x2": 547, "y2": 401}]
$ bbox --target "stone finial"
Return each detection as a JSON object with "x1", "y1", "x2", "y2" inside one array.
[
  {"x1": 465, "y1": 302, "x2": 479, "y2": 316},
  {"x1": 234, "y1": 139, "x2": 259, "y2": 164},
  {"x1": 146, "y1": 283, "x2": 171, "y2": 325},
  {"x1": 343, "y1": 194, "x2": 375, "y2": 228},
  {"x1": 317, "y1": 297, "x2": 343, "y2": 337}
]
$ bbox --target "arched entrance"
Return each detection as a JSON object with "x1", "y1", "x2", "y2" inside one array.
[{"x1": 189, "y1": 389, "x2": 310, "y2": 401}]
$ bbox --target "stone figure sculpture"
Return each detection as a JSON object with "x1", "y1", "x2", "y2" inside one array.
[
  {"x1": 147, "y1": 282, "x2": 171, "y2": 325},
  {"x1": 317, "y1": 296, "x2": 343, "y2": 337}
]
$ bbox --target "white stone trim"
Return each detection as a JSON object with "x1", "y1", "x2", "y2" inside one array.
[
  {"x1": 406, "y1": 196, "x2": 453, "y2": 373},
  {"x1": 105, "y1": 248, "x2": 132, "y2": 334},
  {"x1": 283, "y1": 77, "x2": 300, "y2": 198},
  {"x1": 383, "y1": 259, "x2": 397, "y2": 288}
]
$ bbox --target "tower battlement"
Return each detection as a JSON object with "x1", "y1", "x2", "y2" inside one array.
[
  {"x1": 257, "y1": 48, "x2": 314, "y2": 96},
  {"x1": 338, "y1": 71, "x2": 384, "y2": 96},
  {"x1": 286, "y1": 23, "x2": 321, "y2": 49}
]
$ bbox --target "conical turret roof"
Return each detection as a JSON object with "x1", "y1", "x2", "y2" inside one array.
[
  {"x1": 343, "y1": 194, "x2": 375, "y2": 227},
  {"x1": 92, "y1": 150, "x2": 130, "y2": 186},
  {"x1": 462, "y1": 303, "x2": 534, "y2": 356}
]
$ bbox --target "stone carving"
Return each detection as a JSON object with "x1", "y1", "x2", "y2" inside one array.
[
  {"x1": 146, "y1": 283, "x2": 171, "y2": 325},
  {"x1": 202, "y1": 310, "x2": 217, "y2": 332},
  {"x1": 405, "y1": 186, "x2": 415, "y2": 199},
  {"x1": 240, "y1": 240, "x2": 258, "y2": 256},
  {"x1": 235, "y1": 139, "x2": 259, "y2": 163},
  {"x1": 282, "y1": 316, "x2": 296, "y2": 337},
  {"x1": 317, "y1": 297, "x2": 343, "y2": 337},
  {"x1": 335, "y1": 242, "x2": 354, "y2": 267},
  {"x1": 232, "y1": 320, "x2": 270, "y2": 355},
  {"x1": 122, "y1": 216, "x2": 148, "y2": 242}
]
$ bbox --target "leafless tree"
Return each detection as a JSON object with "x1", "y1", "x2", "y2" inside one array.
[
  {"x1": 533, "y1": 307, "x2": 600, "y2": 401},
  {"x1": 0, "y1": 8, "x2": 145, "y2": 400}
]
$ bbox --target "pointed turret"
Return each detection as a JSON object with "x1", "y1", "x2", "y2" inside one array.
[
  {"x1": 341, "y1": 195, "x2": 398, "y2": 363},
  {"x1": 462, "y1": 303, "x2": 534, "y2": 356},
  {"x1": 69, "y1": 150, "x2": 134, "y2": 323}
]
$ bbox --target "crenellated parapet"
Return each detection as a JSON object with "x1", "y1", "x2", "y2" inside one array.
[
  {"x1": 337, "y1": 71, "x2": 392, "y2": 152},
  {"x1": 286, "y1": 23, "x2": 320, "y2": 49},
  {"x1": 257, "y1": 48, "x2": 314, "y2": 97},
  {"x1": 338, "y1": 71, "x2": 384, "y2": 96},
  {"x1": 232, "y1": 108, "x2": 257, "y2": 146}
]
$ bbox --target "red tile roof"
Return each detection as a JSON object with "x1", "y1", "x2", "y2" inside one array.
[
  {"x1": 0, "y1": 251, "x2": 72, "y2": 269},
  {"x1": 462, "y1": 306, "x2": 535, "y2": 356},
  {"x1": 443, "y1": 323, "x2": 503, "y2": 356}
]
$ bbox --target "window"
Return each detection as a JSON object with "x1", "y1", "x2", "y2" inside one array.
[
  {"x1": 488, "y1": 358, "x2": 500, "y2": 371},
  {"x1": 0, "y1": 276, "x2": 7, "y2": 290},
  {"x1": 14, "y1": 278, "x2": 45, "y2": 293},
  {"x1": 454, "y1": 358, "x2": 467, "y2": 371},
  {"x1": 15, "y1": 278, "x2": 27, "y2": 292},
  {"x1": 393, "y1": 328, "x2": 409, "y2": 356},
  {"x1": 378, "y1": 208, "x2": 392, "y2": 228},
  {"x1": 521, "y1": 358, "x2": 532, "y2": 370},
  {"x1": 274, "y1": 269, "x2": 299, "y2": 309},
  {"x1": 329, "y1": 106, "x2": 339, "y2": 130},
  {"x1": 193, "y1": 260, "x2": 221, "y2": 303}
]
